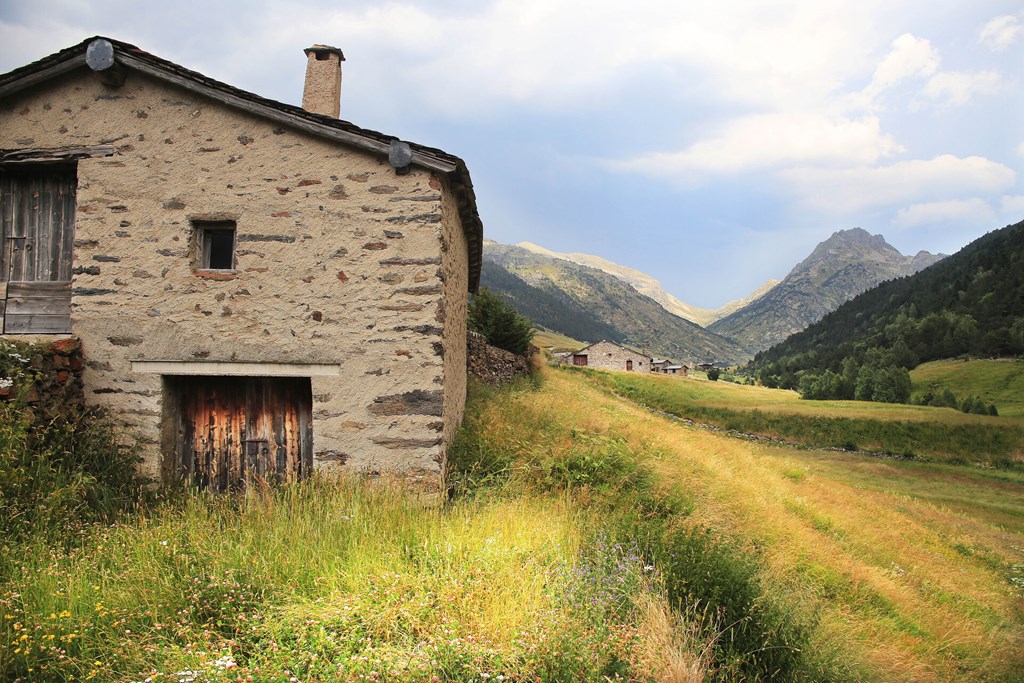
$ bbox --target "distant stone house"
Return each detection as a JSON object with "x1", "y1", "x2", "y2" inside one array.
[
  {"x1": 0, "y1": 37, "x2": 483, "y2": 492},
  {"x1": 651, "y1": 358, "x2": 687, "y2": 377},
  {"x1": 570, "y1": 340, "x2": 650, "y2": 372}
]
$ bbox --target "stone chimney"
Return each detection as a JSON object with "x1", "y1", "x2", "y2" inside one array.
[{"x1": 301, "y1": 44, "x2": 345, "y2": 118}]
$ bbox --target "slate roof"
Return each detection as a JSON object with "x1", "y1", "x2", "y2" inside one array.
[{"x1": 0, "y1": 36, "x2": 483, "y2": 291}]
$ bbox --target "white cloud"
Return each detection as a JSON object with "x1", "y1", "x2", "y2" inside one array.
[
  {"x1": 0, "y1": 19, "x2": 89, "y2": 69},
  {"x1": 234, "y1": 0, "x2": 892, "y2": 116},
  {"x1": 854, "y1": 31, "x2": 1010, "y2": 112},
  {"x1": 609, "y1": 113, "x2": 901, "y2": 180},
  {"x1": 980, "y1": 14, "x2": 1024, "y2": 51},
  {"x1": 893, "y1": 198, "x2": 995, "y2": 229},
  {"x1": 867, "y1": 33, "x2": 939, "y2": 94},
  {"x1": 922, "y1": 70, "x2": 1007, "y2": 107},
  {"x1": 783, "y1": 155, "x2": 1016, "y2": 213}
]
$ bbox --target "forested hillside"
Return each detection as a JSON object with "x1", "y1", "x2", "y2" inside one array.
[{"x1": 750, "y1": 220, "x2": 1024, "y2": 402}]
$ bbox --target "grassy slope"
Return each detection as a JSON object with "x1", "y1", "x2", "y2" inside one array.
[
  {"x1": 578, "y1": 368, "x2": 1024, "y2": 466},
  {"x1": 2, "y1": 481, "x2": 701, "y2": 681},
  {"x1": 911, "y1": 358, "x2": 1024, "y2": 418},
  {"x1": 5, "y1": 368, "x2": 1024, "y2": 681},
  {"x1": 530, "y1": 368, "x2": 1024, "y2": 680},
  {"x1": 532, "y1": 328, "x2": 584, "y2": 353}
]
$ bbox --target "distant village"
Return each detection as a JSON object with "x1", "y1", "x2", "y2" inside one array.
[{"x1": 551, "y1": 339, "x2": 720, "y2": 377}]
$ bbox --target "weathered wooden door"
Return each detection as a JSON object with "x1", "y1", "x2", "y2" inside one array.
[
  {"x1": 573, "y1": 354, "x2": 588, "y2": 366},
  {"x1": 0, "y1": 164, "x2": 76, "y2": 333},
  {"x1": 626, "y1": 360, "x2": 633, "y2": 371},
  {"x1": 172, "y1": 376, "x2": 313, "y2": 492}
]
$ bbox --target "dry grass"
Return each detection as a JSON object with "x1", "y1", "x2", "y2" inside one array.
[
  {"x1": 533, "y1": 328, "x2": 585, "y2": 353},
  {"x1": 522, "y1": 368, "x2": 1024, "y2": 680},
  {"x1": 635, "y1": 595, "x2": 713, "y2": 683}
]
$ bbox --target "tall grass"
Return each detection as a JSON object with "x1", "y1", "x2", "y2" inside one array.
[
  {"x1": 451, "y1": 376, "x2": 837, "y2": 681},
  {"x1": 2, "y1": 478, "x2": 704, "y2": 681},
  {"x1": 459, "y1": 368, "x2": 1024, "y2": 681},
  {"x1": 1, "y1": 373, "x2": 711, "y2": 682},
  {"x1": 10, "y1": 365, "x2": 1020, "y2": 681},
  {"x1": 0, "y1": 398, "x2": 148, "y2": 549}
]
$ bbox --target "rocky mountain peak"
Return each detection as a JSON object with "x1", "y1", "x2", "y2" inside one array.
[{"x1": 708, "y1": 228, "x2": 947, "y2": 355}]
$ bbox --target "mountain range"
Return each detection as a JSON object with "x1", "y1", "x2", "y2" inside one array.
[
  {"x1": 708, "y1": 228, "x2": 945, "y2": 353},
  {"x1": 516, "y1": 242, "x2": 780, "y2": 327},
  {"x1": 482, "y1": 241, "x2": 748, "y2": 364},
  {"x1": 481, "y1": 228, "x2": 946, "y2": 363},
  {"x1": 751, "y1": 219, "x2": 1024, "y2": 384}
]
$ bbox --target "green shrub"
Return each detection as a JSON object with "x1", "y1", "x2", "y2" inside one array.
[
  {"x1": 468, "y1": 286, "x2": 535, "y2": 355},
  {"x1": 0, "y1": 399, "x2": 148, "y2": 545}
]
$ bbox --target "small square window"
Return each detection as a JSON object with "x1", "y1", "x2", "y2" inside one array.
[{"x1": 194, "y1": 221, "x2": 236, "y2": 271}]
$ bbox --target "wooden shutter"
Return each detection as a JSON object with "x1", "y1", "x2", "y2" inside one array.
[{"x1": 0, "y1": 164, "x2": 76, "y2": 333}]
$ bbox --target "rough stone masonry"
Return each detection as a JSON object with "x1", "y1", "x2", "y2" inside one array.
[{"x1": 0, "y1": 37, "x2": 481, "y2": 492}]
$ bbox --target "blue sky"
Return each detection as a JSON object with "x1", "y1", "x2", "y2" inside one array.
[{"x1": 2, "y1": 0, "x2": 1022, "y2": 307}]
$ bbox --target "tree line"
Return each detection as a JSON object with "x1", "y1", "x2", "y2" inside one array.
[{"x1": 748, "y1": 220, "x2": 1024, "y2": 407}]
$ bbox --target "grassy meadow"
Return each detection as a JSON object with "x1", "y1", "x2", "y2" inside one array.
[
  {"x1": 3, "y1": 365, "x2": 1024, "y2": 681},
  {"x1": 911, "y1": 359, "x2": 1024, "y2": 418},
  {"x1": 531, "y1": 328, "x2": 584, "y2": 354},
  {"x1": 577, "y1": 367, "x2": 1024, "y2": 467}
]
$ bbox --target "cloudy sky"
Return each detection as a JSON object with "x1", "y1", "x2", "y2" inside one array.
[{"x1": 2, "y1": 1, "x2": 1022, "y2": 307}]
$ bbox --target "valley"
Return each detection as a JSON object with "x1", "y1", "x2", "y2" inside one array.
[{"x1": 484, "y1": 227, "x2": 947, "y2": 362}]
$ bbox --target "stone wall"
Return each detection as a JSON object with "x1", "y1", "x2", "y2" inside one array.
[
  {"x1": 467, "y1": 331, "x2": 533, "y2": 385},
  {"x1": 439, "y1": 177, "x2": 469, "y2": 472},
  {"x1": 0, "y1": 67, "x2": 471, "y2": 490},
  {"x1": 0, "y1": 337, "x2": 84, "y2": 413}
]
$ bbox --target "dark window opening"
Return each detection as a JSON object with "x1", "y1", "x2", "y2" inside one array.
[{"x1": 194, "y1": 221, "x2": 236, "y2": 271}]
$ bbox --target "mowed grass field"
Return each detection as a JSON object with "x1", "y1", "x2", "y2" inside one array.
[
  {"x1": 576, "y1": 367, "x2": 1024, "y2": 467},
  {"x1": 911, "y1": 358, "x2": 1024, "y2": 418}
]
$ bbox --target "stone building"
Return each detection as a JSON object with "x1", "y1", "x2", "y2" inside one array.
[
  {"x1": 570, "y1": 340, "x2": 650, "y2": 372},
  {"x1": 0, "y1": 37, "x2": 482, "y2": 492},
  {"x1": 651, "y1": 358, "x2": 687, "y2": 376}
]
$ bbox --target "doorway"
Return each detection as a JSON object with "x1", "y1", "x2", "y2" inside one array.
[{"x1": 163, "y1": 376, "x2": 313, "y2": 491}]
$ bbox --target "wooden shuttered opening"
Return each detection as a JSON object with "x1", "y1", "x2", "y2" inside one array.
[
  {"x1": 166, "y1": 376, "x2": 314, "y2": 492},
  {"x1": 0, "y1": 164, "x2": 76, "y2": 334}
]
